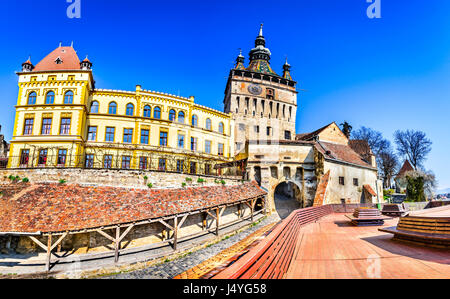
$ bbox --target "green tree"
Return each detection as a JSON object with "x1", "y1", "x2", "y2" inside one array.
[{"x1": 339, "y1": 121, "x2": 352, "y2": 138}]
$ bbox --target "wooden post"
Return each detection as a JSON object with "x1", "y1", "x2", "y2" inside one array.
[
  {"x1": 202, "y1": 212, "x2": 207, "y2": 231},
  {"x1": 46, "y1": 234, "x2": 52, "y2": 272},
  {"x1": 114, "y1": 227, "x2": 120, "y2": 263},
  {"x1": 237, "y1": 203, "x2": 242, "y2": 218},
  {"x1": 216, "y1": 208, "x2": 220, "y2": 236},
  {"x1": 251, "y1": 199, "x2": 255, "y2": 222},
  {"x1": 173, "y1": 216, "x2": 178, "y2": 251}
]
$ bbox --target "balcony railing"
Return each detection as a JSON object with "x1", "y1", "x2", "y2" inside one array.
[{"x1": 4, "y1": 154, "x2": 245, "y2": 178}]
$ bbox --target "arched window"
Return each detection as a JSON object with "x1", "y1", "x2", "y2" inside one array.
[
  {"x1": 90, "y1": 101, "x2": 99, "y2": 113},
  {"x1": 64, "y1": 90, "x2": 73, "y2": 104},
  {"x1": 205, "y1": 118, "x2": 212, "y2": 130},
  {"x1": 143, "y1": 105, "x2": 151, "y2": 117},
  {"x1": 218, "y1": 122, "x2": 224, "y2": 134},
  {"x1": 126, "y1": 103, "x2": 134, "y2": 116},
  {"x1": 45, "y1": 91, "x2": 55, "y2": 104},
  {"x1": 169, "y1": 109, "x2": 176, "y2": 121},
  {"x1": 28, "y1": 92, "x2": 37, "y2": 105},
  {"x1": 191, "y1": 115, "x2": 198, "y2": 127},
  {"x1": 154, "y1": 106, "x2": 161, "y2": 119},
  {"x1": 178, "y1": 111, "x2": 185, "y2": 123},
  {"x1": 108, "y1": 102, "x2": 117, "y2": 115}
]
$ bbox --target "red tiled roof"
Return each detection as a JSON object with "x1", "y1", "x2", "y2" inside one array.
[
  {"x1": 315, "y1": 141, "x2": 375, "y2": 169},
  {"x1": 349, "y1": 140, "x2": 373, "y2": 157},
  {"x1": 363, "y1": 184, "x2": 377, "y2": 197},
  {"x1": 313, "y1": 170, "x2": 330, "y2": 206},
  {"x1": 0, "y1": 182, "x2": 266, "y2": 234},
  {"x1": 396, "y1": 160, "x2": 414, "y2": 178},
  {"x1": 33, "y1": 46, "x2": 81, "y2": 72}
]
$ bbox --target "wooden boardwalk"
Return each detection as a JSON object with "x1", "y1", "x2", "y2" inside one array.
[
  {"x1": 214, "y1": 212, "x2": 450, "y2": 279},
  {"x1": 285, "y1": 214, "x2": 450, "y2": 279}
]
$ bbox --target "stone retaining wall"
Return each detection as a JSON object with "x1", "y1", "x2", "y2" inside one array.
[{"x1": 0, "y1": 168, "x2": 241, "y2": 189}]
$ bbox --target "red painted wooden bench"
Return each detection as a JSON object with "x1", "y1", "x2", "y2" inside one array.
[{"x1": 212, "y1": 205, "x2": 333, "y2": 279}]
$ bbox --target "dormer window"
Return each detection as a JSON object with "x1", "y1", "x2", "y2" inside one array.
[{"x1": 55, "y1": 57, "x2": 63, "y2": 64}]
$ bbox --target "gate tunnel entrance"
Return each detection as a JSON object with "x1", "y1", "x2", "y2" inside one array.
[{"x1": 274, "y1": 181, "x2": 307, "y2": 219}]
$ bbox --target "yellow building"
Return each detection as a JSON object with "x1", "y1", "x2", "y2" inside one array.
[{"x1": 9, "y1": 45, "x2": 234, "y2": 175}]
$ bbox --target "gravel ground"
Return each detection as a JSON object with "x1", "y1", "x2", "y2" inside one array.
[{"x1": 104, "y1": 214, "x2": 279, "y2": 279}]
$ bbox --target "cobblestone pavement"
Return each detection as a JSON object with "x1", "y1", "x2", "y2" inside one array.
[{"x1": 104, "y1": 214, "x2": 280, "y2": 279}]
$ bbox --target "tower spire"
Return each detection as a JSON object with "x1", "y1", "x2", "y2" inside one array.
[
  {"x1": 259, "y1": 23, "x2": 264, "y2": 37},
  {"x1": 282, "y1": 56, "x2": 292, "y2": 80},
  {"x1": 234, "y1": 48, "x2": 245, "y2": 70}
]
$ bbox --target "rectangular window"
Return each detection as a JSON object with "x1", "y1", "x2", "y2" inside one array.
[
  {"x1": 254, "y1": 126, "x2": 260, "y2": 133},
  {"x1": 205, "y1": 164, "x2": 211, "y2": 175},
  {"x1": 176, "y1": 160, "x2": 184, "y2": 173},
  {"x1": 105, "y1": 127, "x2": 115, "y2": 142},
  {"x1": 123, "y1": 128, "x2": 133, "y2": 143},
  {"x1": 122, "y1": 156, "x2": 131, "y2": 169},
  {"x1": 284, "y1": 130, "x2": 291, "y2": 140},
  {"x1": 38, "y1": 149, "x2": 48, "y2": 166},
  {"x1": 236, "y1": 143, "x2": 242, "y2": 151},
  {"x1": 190, "y1": 162, "x2": 197, "y2": 174},
  {"x1": 57, "y1": 149, "x2": 67, "y2": 166},
  {"x1": 87, "y1": 126, "x2": 97, "y2": 141},
  {"x1": 271, "y1": 166, "x2": 278, "y2": 179},
  {"x1": 85, "y1": 154, "x2": 94, "y2": 168},
  {"x1": 23, "y1": 119, "x2": 33, "y2": 135},
  {"x1": 104, "y1": 155, "x2": 113, "y2": 169},
  {"x1": 266, "y1": 88, "x2": 274, "y2": 100},
  {"x1": 41, "y1": 118, "x2": 52, "y2": 135},
  {"x1": 353, "y1": 178, "x2": 359, "y2": 186},
  {"x1": 158, "y1": 158, "x2": 166, "y2": 171},
  {"x1": 139, "y1": 157, "x2": 148, "y2": 170},
  {"x1": 266, "y1": 126, "x2": 272, "y2": 136},
  {"x1": 177, "y1": 134, "x2": 185, "y2": 149},
  {"x1": 60, "y1": 118, "x2": 71, "y2": 135},
  {"x1": 191, "y1": 137, "x2": 197, "y2": 151},
  {"x1": 205, "y1": 140, "x2": 211, "y2": 154},
  {"x1": 218, "y1": 143, "x2": 224, "y2": 156},
  {"x1": 239, "y1": 123, "x2": 245, "y2": 131},
  {"x1": 140, "y1": 129, "x2": 149, "y2": 144},
  {"x1": 20, "y1": 149, "x2": 30, "y2": 166},
  {"x1": 160, "y1": 131, "x2": 168, "y2": 147},
  {"x1": 339, "y1": 177, "x2": 345, "y2": 185}
]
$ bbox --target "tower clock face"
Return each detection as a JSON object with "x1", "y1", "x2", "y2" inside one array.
[{"x1": 248, "y1": 84, "x2": 263, "y2": 95}]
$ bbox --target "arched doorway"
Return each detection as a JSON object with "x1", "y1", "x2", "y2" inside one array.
[{"x1": 274, "y1": 181, "x2": 303, "y2": 219}]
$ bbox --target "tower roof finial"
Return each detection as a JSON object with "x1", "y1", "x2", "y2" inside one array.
[{"x1": 259, "y1": 23, "x2": 264, "y2": 37}]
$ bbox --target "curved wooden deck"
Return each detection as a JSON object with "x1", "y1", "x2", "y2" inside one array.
[{"x1": 213, "y1": 212, "x2": 450, "y2": 279}]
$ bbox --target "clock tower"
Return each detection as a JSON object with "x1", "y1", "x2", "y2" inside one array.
[{"x1": 223, "y1": 24, "x2": 298, "y2": 155}]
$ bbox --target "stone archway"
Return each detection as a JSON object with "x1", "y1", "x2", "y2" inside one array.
[{"x1": 273, "y1": 179, "x2": 305, "y2": 219}]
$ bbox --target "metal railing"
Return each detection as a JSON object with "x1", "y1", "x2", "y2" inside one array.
[{"x1": 4, "y1": 154, "x2": 246, "y2": 178}]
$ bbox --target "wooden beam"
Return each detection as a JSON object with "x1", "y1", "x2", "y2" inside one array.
[
  {"x1": 50, "y1": 232, "x2": 68, "y2": 252},
  {"x1": 250, "y1": 199, "x2": 255, "y2": 222},
  {"x1": 96, "y1": 229, "x2": 115, "y2": 243},
  {"x1": 216, "y1": 208, "x2": 220, "y2": 236},
  {"x1": 173, "y1": 216, "x2": 178, "y2": 251},
  {"x1": 178, "y1": 214, "x2": 189, "y2": 229},
  {"x1": 29, "y1": 236, "x2": 48, "y2": 252},
  {"x1": 114, "y1": 227, "x2": 120, "y2": 263},
  {"x1": 118, "y1": 224, "x2": 134, "y2": 243},
  {"x1": 202, "y1": 212, "x2": 207, "y2": 231},
  {"x1": 206, "y1": 210, "x2": 217, "y2": 220},
  {"x1": 46, "y1": 234, "x2": 52, "y2": 272},
  {"x1": 158, "y1": 219, "x2": 174, "y2": 231}
]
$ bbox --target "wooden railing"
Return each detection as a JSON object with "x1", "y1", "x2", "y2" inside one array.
[{"x1": 212, "y1": 205, "x2": 333, "y2": 279}]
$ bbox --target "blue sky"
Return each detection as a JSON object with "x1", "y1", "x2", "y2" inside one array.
[{"x1": 1, "y1": 0, "x2": 449, "y2": 190}]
